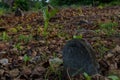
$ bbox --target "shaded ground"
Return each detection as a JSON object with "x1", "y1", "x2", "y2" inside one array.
[{"x1": 0, "y1": 6, "x2": 120, "y2": 80}]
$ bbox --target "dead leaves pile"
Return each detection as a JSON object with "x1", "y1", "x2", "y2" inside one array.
[{"x1": 0, "y1": 6, "x2": 120, "y2": 80}]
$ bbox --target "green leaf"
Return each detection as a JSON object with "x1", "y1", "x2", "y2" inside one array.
[
  {"x1": 73, "y1": 34, "x2": 82, "y2": 39},
  {"x1": 23, "y1": 54, "x2": 31, "y2": 62},
  {"x1": 83, "y1": 72, "x2": 91, "y2": 80},
  {"x1": 49, "y1": 9, "x2": 58, "y2": 18},
  {"x1": 108, "y1": 75, "x2": 119, "y2": 80}
]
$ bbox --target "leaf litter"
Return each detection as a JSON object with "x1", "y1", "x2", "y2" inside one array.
[{"x1": 0, "y1": 6, "x2": 120, "y2": 80}]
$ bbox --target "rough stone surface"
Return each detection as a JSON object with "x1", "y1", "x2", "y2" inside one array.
[
  {"x1": 62, "y1": 39, "x2": 99, "y2": 77},
  {"x1": 14, "y1": 8, "x2": 23, "y2": 17}
]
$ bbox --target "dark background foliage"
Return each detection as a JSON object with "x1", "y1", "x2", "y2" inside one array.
[
  {"x1": 49, "y1": 0, "x2": 119, "y2": 6},
  {"x1": 0, "y1": 0, "x2": 119, "y2": 10}
]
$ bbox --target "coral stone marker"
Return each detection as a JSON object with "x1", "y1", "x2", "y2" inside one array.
[{"x1": 62, "y1": 39, "x2": 99, "y2": 77}]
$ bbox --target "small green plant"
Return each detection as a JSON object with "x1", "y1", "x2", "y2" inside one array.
[
  {"x1": 18, "y1": 34, "x2": 32, "y2": 43},
  {"x1": 18, "y1": 34, "x2": 25, "y2": 41},
  {"x1": 8, "y1": 28, "x2": 18, "y2": 34},
  {"x1": 2, "y1": 32, "x2": 10, "y2": 41},
  {"x1": 42, "y1": 5, "x2": 57, "y2": 36},
  {"x1": 0, "y1": 8, "x2": 6, "y2": 15},
  {"x1": 99, "y1": 46, "x2": 109, "y2": 57},
  {"x1": 25, "y1": 34, "x2": 33, "y2": 43},
  {"x1": 16, "y1": 25, "x2": 23, "y2": 31},
  {"x1": 42, "y1": 7, "x2": 49, "y2": 36},
  {"x1": 99, "y1": 22, "x2": 118, "y2": 30},
  {"x1": 73, "y1": 34, "x2": 83, "y2": 39},
  {"x1": 53, "y1": 52, "x2": 57, "y2": 58},
  {"x1": 23, "y1": 54, "x2": 31, "y2": 65},
  {"x1": 26, "y1": 24, "x2": 32, "y2": 30},
  {"x1": 93, "y1": 40, "x2": 109, "y2": 58},
  {"x1": 96, "y1": 22, "x2": 118, "y2": 36},
  {"x1": 95, "y1": 29, "x2": 101, "y2": 34},
  {"x1": 98, "y1": 5, "x2": 104, "y2": 9},
  {"x1": 14, "y1": 43, "x2": 22, "y2": 51},
  {"x1": 83, "y1": 72, "x2": 91, "y2": 80},
  {"x1": 108, "y1": 75, "x2": 119, "y2": 80}
]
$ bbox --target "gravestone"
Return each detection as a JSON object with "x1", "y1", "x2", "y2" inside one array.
[
  {"x1": 14, "y1": 8, "x2": 23, "y2": 17},
  {"x1": 62, "y1": 39, "x2": 99, "y2": 77}
]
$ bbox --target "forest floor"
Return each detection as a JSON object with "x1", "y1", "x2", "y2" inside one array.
[{"x1": 0, "y1": 6, "x2": 120, "y2": 80}]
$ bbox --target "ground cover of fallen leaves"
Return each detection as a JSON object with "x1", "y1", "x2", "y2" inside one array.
[{"x1": 0, "y1": 6, "x2": 120, "y2": 80}]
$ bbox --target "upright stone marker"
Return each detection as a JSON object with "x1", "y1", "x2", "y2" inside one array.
[
  {"x1": 62, "y1": 39, "x2": 99, "y2": 77},
  {"x1": 14, "y1": 8, "x2": 23, "y2": 17}
]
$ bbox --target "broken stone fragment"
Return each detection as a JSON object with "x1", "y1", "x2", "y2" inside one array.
[
  {"x1": 0, "y1": 58, "x2": 9, "y2": 65},
  {"x1": 49, "y1": 57, "x2": 63, "y2": 68},
  {"x1": 62, "y1": 39, "x2": 99, "y2": 77}
]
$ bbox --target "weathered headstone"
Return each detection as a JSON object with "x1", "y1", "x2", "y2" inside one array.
[
  {"x1": 62, "y1": 39, "x2": 99, "y2": 77},
  {"x1": 14, "y1": 8, "x2": 23, "y2": 17}
]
